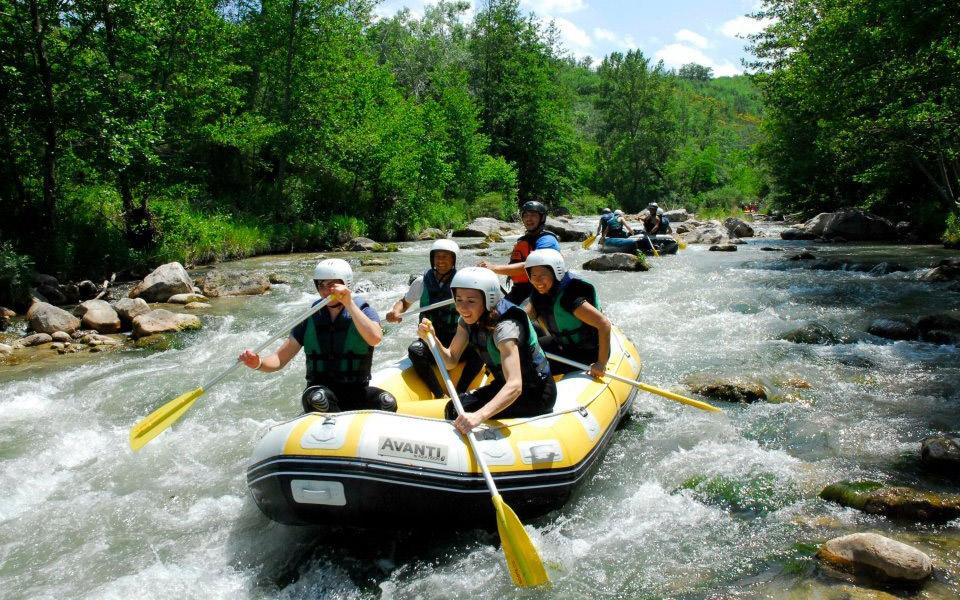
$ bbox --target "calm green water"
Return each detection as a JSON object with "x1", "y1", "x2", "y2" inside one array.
[{"x1": 1, "y1": 221, "x2": 958, "y2": 599}]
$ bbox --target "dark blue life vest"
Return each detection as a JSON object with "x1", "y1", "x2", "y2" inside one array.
[
  {"x1": 464, "y1": 299, "x2": 551, "y2": 388},
  {"x1": 301, "y1": 297, "x2": 375, "y2": 385},
  {"x1": 419, "y1": 268, "x2": 459, "y2": 345}
]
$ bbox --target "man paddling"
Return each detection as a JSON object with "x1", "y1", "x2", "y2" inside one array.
[
  {"x1": 385, "y1": 239, "x2": 484, "y2": 397},
  {"x1": 478, "y1": 200, "x2": 560, "y2": 304},
  {"x1": 238, "y1": 258, "x2": 398, "y2": 414},
  {"x1": 602, "y1": 209, "x2": 633, "y2": 240}
]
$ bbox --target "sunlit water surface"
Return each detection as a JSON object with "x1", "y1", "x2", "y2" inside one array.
[{"x1": 1, "y1": 220, "x2": 958, "y2": 599}]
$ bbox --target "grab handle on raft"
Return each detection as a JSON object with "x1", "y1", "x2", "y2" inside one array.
[
  {"x1": 129, "y1": 296, "x2": 334, "y2": 451},
  {"x1": 425, "y1": 332, "x2": 550, "y2": 588},
  {"x1": 543, "y1": 352, "x2": 721, "y2": 413}
]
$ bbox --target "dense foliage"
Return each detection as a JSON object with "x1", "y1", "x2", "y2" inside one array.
[
  {"x1": 0, "y1": 0, "x2": 766, "y2": 279},
  {"x1": 749, "y1": 0, "x2": 960, "y2": 233}
]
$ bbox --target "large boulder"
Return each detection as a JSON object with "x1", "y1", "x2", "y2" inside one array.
[
  {"x1": 709, "y1": 244, "x2": 738, "y2": 252},
  {"x1": 674, "y1": 220, "x2": 703, "y2": 234},
  {"x1": 663, "y1": 209, "x2": 690, "y2": 223},
  {"x1": 131, "y1": 309, "x2": 202, "y2": 339},
  {"x1": 544, "y1": 217, "x2": 590, "y2": 242},
  {"x1": 779, "y1": 322, "x2": 839, "y2": 345},
  {"x1": 27, "y1": 302, "x2": 81, "y2": 335},
  {"x1": 20, "y1": 332, "x2": 53, "y2": 347},
  {"x1": 452, "y1": 217, "x2": 519, "y2": 238},
  {"x1": 817, "y1": 533, "x2": 932, "y2": 583},
  {"x1": 680, "y1": 220, "x2": 730, "y2": 245},
  {"x1": 77, "y1": 280, "x2": 101, "y2": 300},
  {"x1": 820, "y1": 481, "x2": 960, "y2": 522},
  {"x1": 920, "y1": 258, "x2": 960, "y2": 282},
  {"x1": 74, "y1": 299, "x2": 121, "y2": 334},
  {"x1": 803, "y1": 209, "x2": 896, "y2": 241},
  {"x1": 684, "y1": 374, "x2": 768, "y2": 403},
  {"x1": 345, "y1": 237, "x2": 381, "y2": 252},
  {"x1": 780, "y1": 227, "x2": 816, "y2": 240},
  {"x1": 582, "y1": 253, "x2": 649, "y2": 272},
  {"x1": 920, "y1": 435, "x2": 960, "y2": 474},
  {"x1": 723, "y1": 217, "x2": 754, "y2": 238},
  {"x1": 200, "y1": 271, "x2": 270, "y2": 297},
  {"x1": 416, "y1": 228, "x2": 447, "y2": 241},
  {"x1": 36, "y1": 284, "x2": 66, "y2": 305},
  {"x1": 129, "y1": 262, "x2": 194, "y2": 303},
  {"x1": 113, "y1": 297, "x2": 151, "y2": 328},
  {"x1": 916, "y1": 311, "x2": 960, "y2": 345},
  {"x1": 167, "y1": 293, "x2": 208, "y2": 304}
]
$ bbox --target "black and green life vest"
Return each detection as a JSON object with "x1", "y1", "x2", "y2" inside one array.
[
  {"x1": 530, "y1": 273, "x2": 601, "y2": 352},
  {"x1": 419, "y1": 268, "x2": 459, "y2": 345},
  {"x1": 605, "y1": 217, "x2": 627, "y2": 238},
  {"x1": 301, "y1": 297, "x2": 375, "y2": 385},
  {"x1": 465, "y1": 299, "x2": 551, "y2": 387}
]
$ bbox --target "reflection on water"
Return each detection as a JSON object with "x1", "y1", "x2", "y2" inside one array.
[{"x1": 1, "y1": 220, "x2": 958, "y2": 599}]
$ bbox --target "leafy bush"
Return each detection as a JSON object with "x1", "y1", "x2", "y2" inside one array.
[
  {"x1": 0, "y1": 242, "x2": 34, "y2": 310},
  {"x1": 468, "y1": 192, "x2": 517, "y2": 222},
  {"x1": 478, "y1": 155, "x2": 518, "y2": 202},
  {"x1": 945, "y1": 212, "x2": 960, "y2": 248},
  {"x1": 560, "y1": 192, "x2": 609, "y2": 216}
]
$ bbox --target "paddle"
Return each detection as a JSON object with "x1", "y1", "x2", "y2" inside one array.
[
  {"x1": 642, "y1": 233, "x2": 660, "y2": 258},
  {"x1": 543, "y1": 352, "x2": 721, "y2": 413},
  {"x1": 129, "y1": 295, "x2": 334, "y2": 451},
  {"x1": 384, "y1": 297, "x2": 455, "y2": 321},
  {"x1": 425, "y1": 332, "x2": 550, "y2": 588},
  {"x1": 581, "y1": 233, "x2": 597, "y2": 250}
]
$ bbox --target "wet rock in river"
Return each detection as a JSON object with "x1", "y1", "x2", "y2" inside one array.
[
  {"x1": 129, "y1": 262, "x2": 194, "y2": 303},
  {"x1": 167, "y1": 293, "x2": 208, "y2": 304},
  {"x1": 201, "y1": 271, "x2": 270, "y2": 297},
  {"x1": 723, "y1": 217, "x2": 754, "y2": 238},
  {"x1": 27, "y1": 302, "x2": 81, "y2": 335},
  {"x1": 820, "y1": 481, "x2": 960, "y2": 522},
  {"x1": 268, "y1": 273, "x2": 290, "y2": 284},
  {"x1": 131, "y1": 309, "x2": 202, "y2": 339},
  {"x1": 867, "y1": 318, "x2": 918, "y2": 341},
  {"x1": 788, "y1": 250, "x2": 816, "y2": 261},
  {"x1": 779, "y1": 322, "x2": 839, "y2": 345},
  {"x1": 183, "y1": 302, "x2": 211, "y2": 310},
  {"x1": 582, "y1": 253, "x2": 649, "y2": 272},
  {"x1": 51, "y1": 331, "x2": 72, "y2": 343},
  {"x1": 708, "y1": 244, "x2": 737, "y2": 252},
  {"x1": 416, "y1": 228, "x2": 446, "y2": 240},
  {"x1": 113, "y1": 297, "x2": 150, "y2": 328},
  {"x1": 916, "y1": 312, "x2": 960, "y2": 345},
  {"x1": 920, "y1": 435, "x2": 960, "y2": 474},
  {"x1": 452, "y1": 217, "x2": 520, "y2": 238},
  {"x1": 134, "y1": 334, "x2": 172, "y2": 351},
  {"x1": 0, "y1": 343, "x2": 11, "y2": 355},
  {"x1": 20, "y1": 332, "x2": 53, "y2": 347},
  {"x1": 360, "y1": 258, "x2": 390, "y2": 267},
  {"x1": 544, "y1": 217, "x2": 590, "y2": 241},
  {"x1": 684, "y1": 374, "x2": 768, "y2": 403},
  {"x1": 36, "y1": 283, "x2": 66, "y2": 305},
  {"x1": 817, "y1": 533, "x2": 932, "y2": 584},
  {"x1": 74, "y1": 299, "x2": 122, "y2": 334},
  {"x1": 663, "y1": 209, "x2": 690, "y2": 223},
  {"x1": 920, "y1": 258, "x2": 960, "y2": 282}
]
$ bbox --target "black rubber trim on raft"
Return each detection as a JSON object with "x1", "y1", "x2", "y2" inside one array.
[{"x1": 247, "y1": 386, "x2": 635, "y2": 493}]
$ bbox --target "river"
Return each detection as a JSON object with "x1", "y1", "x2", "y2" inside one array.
[{"x1": 1, "y1": 220, "x2": 958, "y2": 599}]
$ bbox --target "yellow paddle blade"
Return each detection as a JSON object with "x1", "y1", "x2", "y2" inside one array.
[
  {"x1": 129, "y1": 387, "x2": 205, "y2": 451},
  {"x1": 638, "y1": 382, "x2": 721, "y2": 412},
  {"x1": 580, "y1": 233, "x2": 596, "y2": 250},
  {"x1": 492, "y1": 494, "x2": 550, "y2": 587}
]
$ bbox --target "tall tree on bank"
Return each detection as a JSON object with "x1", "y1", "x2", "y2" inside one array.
[
  {"x1": 750, "y1": 0, "x2": 960, "y2": 226},
  {"x1": 594, "y1": 50, "x2": 676, "y2": 211},
  {"x1": 469, "y1": 0, "x2": 579, "y2": 206}
]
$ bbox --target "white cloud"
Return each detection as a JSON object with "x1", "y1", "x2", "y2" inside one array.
[
  {"x1": 653, "y1": 42, "x2": 742, "y2": 77},
  {"x1": 544, "y1": 16, "x2": 593, "y2": 56},
  {"x1": 593, "y1": 27, "x2": 617, "y2": 43},
  {"x1": 675, "y1": 28, "x2": 708, "y2": 49},
  {"x1": 523, "y1": 0, "x2": 588, "y2": 14},
  {"x1": 720, "y1": 15, "x2": 775, "y2": 39},
  {"x1": 591, "y1": 28, "x2": 639, "y2": 51}
]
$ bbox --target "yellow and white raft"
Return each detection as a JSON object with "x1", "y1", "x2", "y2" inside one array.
[{"x1": 247, "y1": 327, "x2": 641, "y2": 527}]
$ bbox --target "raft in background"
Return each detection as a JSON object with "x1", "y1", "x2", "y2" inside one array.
[
  {"x1": 601, "y1": 234, "x2": 679, "y2": 255},
  {"x1": 246, "y1": 327, "x2": 642, "y2": 528}
]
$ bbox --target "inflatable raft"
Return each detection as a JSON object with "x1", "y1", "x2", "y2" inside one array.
[
  {"x1": 602, "y1": 234, "x2": 679, "y2": 255},
  {"x1": 246, "y1": 327, "x2": 641, "y2": 528}
]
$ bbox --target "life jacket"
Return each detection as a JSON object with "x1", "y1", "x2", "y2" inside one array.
[
  {"x1": 301, "y1": 297, "x2": 375, "y2": 385},
  {"x1": 419, "y1": 268, "x2": 459, "y2": 344},
  {"x1": 509, "y1": 229, "x2": 560, "y2": 284},
  {"x1": 644, "y1": 214, "x2": 667, "y2": 234},
  {"x1": 465, "y1": 299, "x2": 551, "y2": 388},
  {"x1": 530, "y1": 273, "x2": 601, "y2": 352},
  {"x1": 606, "y1": 217, "x2": 627, "y2": 238}
]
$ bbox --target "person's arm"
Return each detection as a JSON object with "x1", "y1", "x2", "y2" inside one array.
[
  {"x1": 331, "y1": 284, "x2": 383, "y2": 346},
  {"x1": 385, "y1": 298, "x2": 411, "y2": 323},
  {"x1": 623, "y1": 219, "x2": 634, "y2": 235},
  {"x1": 239, "y1": 337, "x2": 302, "y2": 372},
  {"x1": 572, "y1": 302, "x2": 611, "y2": 377},
  {"x1": 418, "y1": 319, "x2": 469, "y2": 368},
  {"x1": 452, "y1": 339, "x2": 522, "y2": 434},
  {"x1": 478, "y1": 260, "x2": 527, "y2": 278}
]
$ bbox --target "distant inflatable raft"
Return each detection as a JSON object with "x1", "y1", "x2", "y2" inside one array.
[
  {"x1": 246, "y1": 327, "x2": 642, "y2": 528},
  {"x1": 602, "y1": 234, "x2": 679, "y2": 255}
]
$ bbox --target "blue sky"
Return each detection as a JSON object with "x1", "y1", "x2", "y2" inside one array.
[{"x1": 373, "y1": 0, "x2": 773, "y2": 76}]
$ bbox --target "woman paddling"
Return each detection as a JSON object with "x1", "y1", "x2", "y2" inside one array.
[
  {"x1": 238, "y1": 258, "x2": 398, "y2": 414},
  {"x1": 418, "y1": 267, "x2": 556, "y2": 434},
  {"x1": 524, "y1": 249, "x2": 611, "y2": 378}
]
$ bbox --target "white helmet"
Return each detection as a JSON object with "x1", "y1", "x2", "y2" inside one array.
[
  {"x1": 614, "y1": 209, "x2": 624, "y2": 216},
  {"x1": 312, "y1": 258, "x2": 353, "y2": 287},
  {"x1": 429, "y1": 239, "x2": 459, "y2": 267},
  {"x1": 450, "y1": 267, "x2": 502, "y2": 311},
  {"x1": 524, "y1": 248, "x2": 566, "y2": 281}
]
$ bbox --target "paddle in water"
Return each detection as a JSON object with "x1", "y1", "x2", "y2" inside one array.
[
  {"x1": 129, "y1": 296, "x2": 334, "y2": 451},
  {"x1": 544, "y1": 352, "x2": 721, "y2": 413},
  {"x1": 425, "y1": 332, "x2": 550, "y2": 588}
]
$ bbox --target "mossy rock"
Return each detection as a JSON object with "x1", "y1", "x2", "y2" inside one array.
[
  {"x1": 371, "y1": 242, "x2": 400, "y2": 253},
  {"x1": 684, "y1": 374, "x2": 768, "y2": 403},
  {"x1": 134, "y1": 334, "x2": 174, "y2": 351},
  {"x1": 820, "y1": 481, "x2": 960, "y2": 522},
  {"x1": 819, "y1": 480, "x2": 884, "y2": 510},
  {"x1": 779, "y1": 322, "x2": 839, "y2": 344},
  {"x1": 484, "y1": 232, "x2": 504, "y2": 243},
  {"x1": 679, "y1": 473, "x2": 799, "y2": 514}
]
